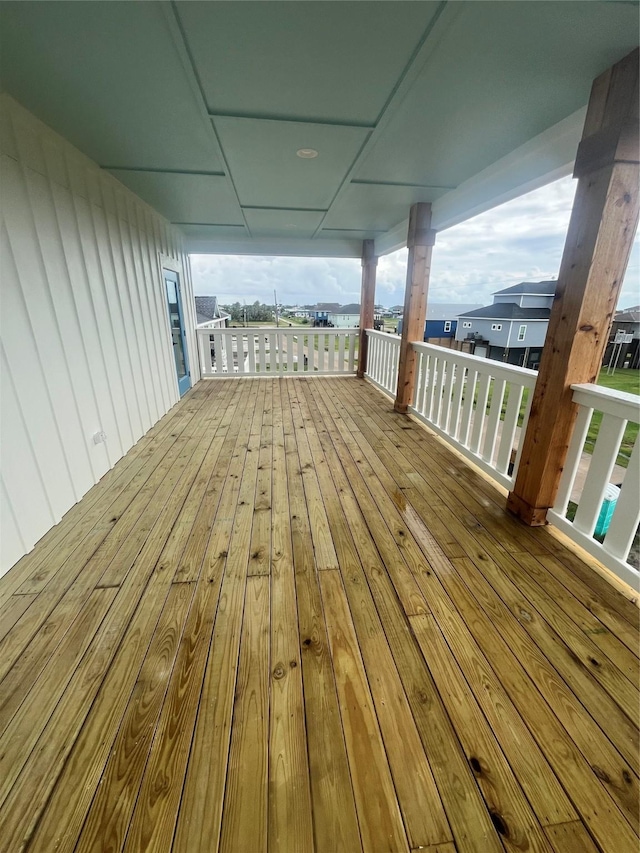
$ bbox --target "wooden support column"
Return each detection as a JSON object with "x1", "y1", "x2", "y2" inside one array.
[
  {"x1": 394, "y1": 203, "x2": 436, "y2": 412},
  {"x1": 508, "y1": 48, "x2": 639, "y2": 525},
  {"x1": 357, "y1": 239, "x2": 377, "y2": 379}
]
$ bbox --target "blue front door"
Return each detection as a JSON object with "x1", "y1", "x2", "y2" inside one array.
[{"x1": 163, "y1": 270, "x2": 191, "y2": 397}]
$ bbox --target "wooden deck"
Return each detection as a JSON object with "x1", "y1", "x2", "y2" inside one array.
[{"x1": 0, "y1": 376, "x2": 638, "y2": 853}]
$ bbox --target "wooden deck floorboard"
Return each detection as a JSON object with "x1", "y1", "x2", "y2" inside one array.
[{"x1": 0, "y1": 376, "x2": 637, "y2": 853}]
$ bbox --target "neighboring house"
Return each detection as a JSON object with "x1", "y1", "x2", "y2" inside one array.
[
  {"x1": 328, "y1": 303, "x2": 361, "y2": 328},
  {"x1": 605, "y1": 306, "x2": 640, "y2": 368},
  {"x1": 611, "y1": 306, "x2": 640, "y2": 339},
  {"x1": 390, "y1": 305, "x2": 404, "y2": 317},
  {"x1": 397, "y1": 303, "x2": 482, "y2": 340},
  {"x1": 311, "y1": 302, "x2": 340, "y2": 326},
  {"x1": 194, "y1": 295, "x2": 229, "y2": 328},
  {"x1": 455, "y1": 280, "x2": 557, "y2": 368}
]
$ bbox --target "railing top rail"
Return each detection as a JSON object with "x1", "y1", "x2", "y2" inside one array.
[
  {"x1": 411, "y1": 340, "x2": 538, "y2": 386},
  {"x1": 196, "y1": 326, "x2": 360, "y2": 335},
  {"x1": 571, "y1": 383, "x2": 640, "y2": 422},
  {"x1": 365, "y1": 328, "x2": 401, "y2": 340}
]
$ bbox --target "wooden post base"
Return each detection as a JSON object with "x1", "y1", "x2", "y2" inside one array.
[
  {"x1": 506, "y1": 492, "x2": 549, "y2": 527},
  {"x1": 393, "y1": 402, "x2": 409, "y2": 414}
]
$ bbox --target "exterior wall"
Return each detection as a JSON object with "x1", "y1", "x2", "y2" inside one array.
[
  {"x1": 425, "y1": 319, "x2": 456, "y2": 339},
  {"x1": 456, "y1": 317, "x2": 549, "y2": 348},
  {"x1": 505, "y1": 320, "x2": 548, "y2": 347},
  {"x1": 396, "y1": 318, "x2": 457, "y2": 338},
  {"x1": 520, "y1": 294, "x2": 553, "y2": 308},
  {"x1": 329, "y1": 313, "x2": 359, "y2": 328},
  {"x1": 493, "y1": 294, "x2": 552, "y2": 308},
  {"x1": 456, "y1": 318, "x2": 511, "y2": 347},
  {"x1": 0, "y1": 95, "x2": 198, "y2": 576},
  {"x1": 611, "y1": 320, "x2": 640, "y2": 338}
]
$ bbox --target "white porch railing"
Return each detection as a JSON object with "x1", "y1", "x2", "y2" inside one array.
[
  {"x1": 408, "y1": 343, "x2": 537, "y2": 491},
  {"x1": 196, "y1": 318, "x2": 227, "y2": 330},
  {"x1": 548, "y1": 384, "x2": 640, "y2": 589},
  {"x1": 364, "y1": 329, "x2": 401, "y2": 396},
  {"x1": 197, "y1": 327, "x2": 359, "y2": 376}
]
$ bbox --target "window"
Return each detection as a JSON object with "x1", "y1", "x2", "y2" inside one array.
[
  {"x1": 443, "y1": 321, "x2": 452, "y2": 332},
  {"x1": 491, "y1": 323, "x2": 503, "y2": 331},
  {"x1": 462, "y1": 321, "x2": 472, "y2": 328},
  {"x1": 518, "y1": 324, "x2": 527, "y2": 341}
]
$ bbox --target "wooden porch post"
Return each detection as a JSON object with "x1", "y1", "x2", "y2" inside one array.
[
  {"x1": 357, "y1": 239, "x2": 377, "y2": 379},
  {"x1": 507, "y1": 48, "x2": 639, "y2": 525},
  {"x1": 394, "y1": 202, "x2": 436, "y2": 413}
]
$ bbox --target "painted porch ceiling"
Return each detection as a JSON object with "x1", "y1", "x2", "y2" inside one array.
[{"x1": 0, "y1": 1, "x2": 637, "y2": 258}]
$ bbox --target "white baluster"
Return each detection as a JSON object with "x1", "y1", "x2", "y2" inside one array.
[
  {"x1": 470, "y1": 372, "x2": 490, "y2": 454},
  {"x1": 604, "y1": 439, "x2": 640, "y2": 559},
  {"x1": 482, "y1": 378, "x2": 506, "y2": 464},
  {"x1": 495, "y1": 383, "x2": 523, "y2": 474},
  {"x1": 573, "y1": 412, "x2": 627, "y2": 537}
]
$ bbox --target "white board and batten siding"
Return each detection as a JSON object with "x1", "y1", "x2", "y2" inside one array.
[{"x1": 0, "y1": 95, "x2": 199, "y2": 576}]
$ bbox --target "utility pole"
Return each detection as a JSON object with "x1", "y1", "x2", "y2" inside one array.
[{"x1": 274, "y1": 289, "x2": 279, "y2": 327}]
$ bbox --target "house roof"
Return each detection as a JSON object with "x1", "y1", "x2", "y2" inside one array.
[
  {"x1": 332, "y1": 304, "x2": 361, "y2": 315},
  {"x1": 426, "y1": 303, "x2": 483, "y2": 321},
  {"x1": 457, "y1": 304, "x2": 551, "y2": 321},
  {"x1": 1, "y1": 3, "x2": 636, "y2": 258},
  {"x1": 315, "y1": 303, "x2": 341, "y2": 312},
  {"x1": 614, "y1": 307, "x2": 640, "y2": 323},
  {"x1": 493, "y1": 280, "x2": 557, "y2": 296},
  {"x1": 195, "y1": 296, "x2": 229, "y2": 321}
]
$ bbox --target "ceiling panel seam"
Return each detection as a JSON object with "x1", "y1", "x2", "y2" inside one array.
[
  {"x1": 101, "y1": 167, "x2": 226, "y2": 177},
  {"x1": 351, "y1": 178, "x2": 455, "y2": 190},
  {"x1": 171, "y1": 222, "x2": 248, "y2": 227},
  {"x1": 241, "y1": 205, "x2": 327, "y2": 213},
  {"x1": 208, "y1": 111, "x2": 375, "y2": 130},
  {"x1": 163, "y1": 1, "x2": 252, "y2": 237},
  {"x1": 311, "y1": 0, "x2": 460, "y2": 241}
]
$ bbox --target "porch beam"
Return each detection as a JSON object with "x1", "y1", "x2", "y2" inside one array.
[
  {"x1": 394, "y1": 203, "x2": 436, "y2": 412},
  {"x1": 508, "y1": 48, "x2": 639, "y2": 525},
  {"x1": 357, "y1": 240, "x2": 378, "y2": 379}
]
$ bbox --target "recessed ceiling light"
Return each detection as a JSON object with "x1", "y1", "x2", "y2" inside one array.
[{"x1": 296, "y1": 148, "x2": 318, "y2": 159}]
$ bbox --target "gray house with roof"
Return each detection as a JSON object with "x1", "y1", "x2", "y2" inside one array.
[
  {"x1": 455, "y1": 281, "x2": 557, "y2": 368},
  {"x1": 194, "y1": 296, "x2": 230, "y2": 328}
]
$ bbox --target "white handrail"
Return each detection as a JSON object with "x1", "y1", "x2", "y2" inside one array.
[
  {"x1": 408, "y1": 342, "x2": 537, "y2": 491},
  {"x1": 364, "y1": 329, "x2": 401, "y2": 397},
  {"x1": 548, "y1": 382, "x2": 640, "y2": 589},
  {"x1": 197, "y1": 327, "x2": 359, "y2": 376}
]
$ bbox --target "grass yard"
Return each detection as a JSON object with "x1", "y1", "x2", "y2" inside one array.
[
  {"x1": 596, "y1": 367, "x2": 640, "y2": 395},
  {"x1": 469, "y1": 367, "x2": 639, "y2": 467},
  {"x1": 584, "y1": 368, "x2": 640, "y2": 467}
]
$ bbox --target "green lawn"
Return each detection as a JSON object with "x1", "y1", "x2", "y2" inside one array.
[
  {"x1": 584, "y1": 369, "x2": 640, "y2": 467},
  {"x1": 595, "y1": 367, "x2": 640, "y2": 395},
  {"x1": 469, "y1": 367, "x2": 638, "y2": 467}
]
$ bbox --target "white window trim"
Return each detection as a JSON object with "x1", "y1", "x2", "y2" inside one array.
[
  {"x1": 491, "y1": 323, "x2": 503, "y2": 331},
  {"x1": 518, "y1": 324, "x2": 527, "y2": 341},
  {"x1": 443, "y1": 320, "x2": 452, "y2": 332},
  {"x1": 462, "y1": 321, "x2": 472, "y2": 328}
]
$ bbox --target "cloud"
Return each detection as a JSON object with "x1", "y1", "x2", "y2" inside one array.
[
  {"x1": 190, "y1": 175, "x2": 640, "y2": 310},
  {"x1": 190, "y1": 254, "x2": 361, "y2": 307}
]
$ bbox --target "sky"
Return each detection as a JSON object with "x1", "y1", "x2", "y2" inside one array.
[{"x1": 190, "y1": 175, "x2": 640, "y2": 311}]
